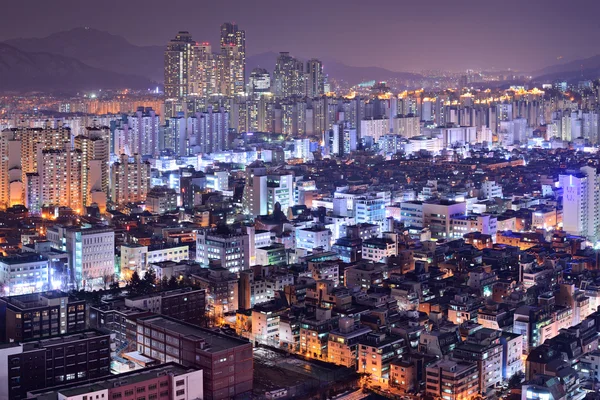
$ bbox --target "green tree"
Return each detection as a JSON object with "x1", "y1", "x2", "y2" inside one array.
[
  {"x1": 128, "y1": 270, "x2": 142, "y2": 294},
  {"x1": 160, "y1": 275, "x2": 169, "y2": 289},
  {"x1": 141, "y1": 267, "x2": 157, "y2": 294},
  {"x1": 168, "y1": 275, "x2": 179, "y2": 289},
  {"x1": 508, "y1": 372, "x2": 523, "y2": 388},
  {"x1": 109, "y1": 280, "x2": 121, "y2": 296}
]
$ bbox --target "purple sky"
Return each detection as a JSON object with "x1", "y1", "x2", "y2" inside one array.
[{"x1": 2, "y1": 0, "x2": 600, "y2": 72}]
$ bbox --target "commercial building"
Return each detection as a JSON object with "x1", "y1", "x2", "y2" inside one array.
[
  {"x1": 0, "y1": 253, "x2": 49, "y2": 296},
  {"x1": 0, "y1": 290, "x2": 86, "y2": 342},
  {"x1": 26, "y1": 363, "x2": 204, "y2": 400},
  {"x1": 124, "y1": 288, "x2": 206, "y2": 326},
  {"x1": 196, "y1": 226, "x2": 249, "y2": 273},
  {"x1": 47, "y1": 225, "x2": 115, "y2": 288},
  {"x1": 120, "y1": 243, "x2": 189, "y2": 277},
  {"x1": 135, "y1": 315, "x2": 253, "y2": 400},
  {"x1": 0, "y1": 330, "x2": 111, "y2": 400}
]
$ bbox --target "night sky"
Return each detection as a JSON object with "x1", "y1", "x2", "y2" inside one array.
[{"x1": 2, "y1": 0, "x2": 600, "y2": 72}]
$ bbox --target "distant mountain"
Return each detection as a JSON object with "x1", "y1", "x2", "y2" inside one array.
[
  {"x1": 532, "y1": 67, "x2": 600, "y2": 85},
  {"x1": 531, "y1": 55, "x2": 600, "y2": 83},
  {"x1": 320, "y1": 59, "x2": 422, "y2": 84},
  {"x1": 5, "y1": 27, "x2": 164, "y2": 81},
  {"x1": 246, "y1": 52, "x2": 423, "y2": 86},
  {"x1": 0, "y1": 43, "x2": 153, "y2": 92}
]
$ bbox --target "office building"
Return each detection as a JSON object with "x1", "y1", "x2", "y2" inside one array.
[
  {"x1": 0, "y1": 330, "x2": 111, "y2": 400},
  {"x1": 124, "y1": 288, "x2": 206, "y2": 326},
  {"x1": 47, "y1": 225, "x2": 115, "y2": 288},
  {"x1": 0, "y1": 290, "x2": 86, "y2": 342},
  {"x1": 196, "y1": 226, "x2": 249, "y2": 273},
  {"x1": 248, "y1": 67, "x2": 271, "y2": 95},
  {"x1": 135, "y1": 315, "x2": 253, "y2": 400},
  {"x1": 26, "y1": 363, "x2": 204, "y2": 400},
  {"x1": 120, "y1": 243, "x2": 189, "y2": 276},
  {"x1": 0, "y1": 253, "x2": 49, "y2": 296},
  {"x1": 146, "y1": 186, "x2": 178, "y2": 214}
]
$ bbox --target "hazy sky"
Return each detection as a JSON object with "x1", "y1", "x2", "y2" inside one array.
[{"x1": 1, "y1": 0, "x2": 600, "y2": 72}]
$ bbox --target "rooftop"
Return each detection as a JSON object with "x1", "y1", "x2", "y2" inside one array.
[
  {"x1": 28, "y1": 362, "x2": 196, "y2": 400},
  {"x1": 139, "y1": 315, "x2": 250, "y2": 352}
]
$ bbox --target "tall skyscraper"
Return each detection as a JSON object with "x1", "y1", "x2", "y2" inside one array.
[
  {"x1": 190, "y1": 42, "x2": 217, "y2": 98},
  {"x1": 164, "y1": 31, "x2": 194, "y2": 99},
  {"x1": 74, "y1": 134, "x2": 109, "y2": 209},
  {"x1": 272, "y1": 52, "x2": 305, "y2": 99},
  {"x1": 0, "y1": 130, "x2": 23, "y2": 209},
  {"x1": 306, "y1": 58, "x2": 324, "y2": 98},
  {"x1": 559, "y1": 166, "x2": 600, "y2": 242},
  {"x1": 219, "y1": 22, "x2": 246, "y2": 96}
]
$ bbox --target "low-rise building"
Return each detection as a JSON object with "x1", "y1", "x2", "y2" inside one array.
[{"x1": 425, "y1": 358, "x2": 479, "y2": 400}]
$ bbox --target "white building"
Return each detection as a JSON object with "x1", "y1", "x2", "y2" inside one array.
[
  {"x1": 0, "y1": 253, "x2": 49, "y2": 295},
  {"x1": 47, "y1": 225, "x2": 115, "y2": 288},
  {"x1": 559, "y1": 166, "x2": 600, "y2": 241},
  {"x1": 196, "y1": 226, "x2": 250, "y2": 273},
  {"x1": 481, "y1": 180, "x2": 503, "y2": 200},
  {"x1": 296, "y1": 226, "x2": 332, "y2": 251},
  {"x1": 392, "y1": 115, "x2": 420, "y2": 138},
  {"x1": 121, "y1": 244, "x2": 189, "y2": 276},
  {"x1": 361, "y1": 118, "x2": 390, "y2": 142}
]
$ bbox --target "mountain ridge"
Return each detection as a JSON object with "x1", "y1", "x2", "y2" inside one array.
[
  {"x1": 5, "y1": 27, "x2": 164, "y2": 82},
  {"x1": 0, "y1": 42, "x2": 153, "y2": 92}
]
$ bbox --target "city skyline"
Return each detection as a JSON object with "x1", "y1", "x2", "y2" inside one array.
[{"x1": 2, "y1": 0, "x2": 600, "y2": 73}]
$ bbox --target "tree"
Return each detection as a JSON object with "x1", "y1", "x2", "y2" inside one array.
[
  {"x1": 141, "y1": 267, "x2": 157, "y2": 294},
  {"x1": 508, "y1": 372, "x2": 524, "y2": 389},
  {"x1": 102, "y1": 274, "x2": 114, "y2": 290},
  {"x1": 160, "y1": 275, "x2": 169, "y2": 289},
  {"x1": 128, "y1": 271, "x2": 142, "y2": 294},
  {"x1": 168, "y1": 275, "x2": 179, "y2": 289},
  {"x1": 109, "y1": 280, "x2": 121, "y2": 296}
]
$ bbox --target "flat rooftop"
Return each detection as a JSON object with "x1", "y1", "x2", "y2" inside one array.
[
  {"x1": 140, "y1": 316, "x2": 249, "y2": 352},
  {"x1": 23, "y1": 330, "x2": 108, "y2": 351},
  {"x1": 28, "y1": 362, "x2": 195, "y2": 400}
]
